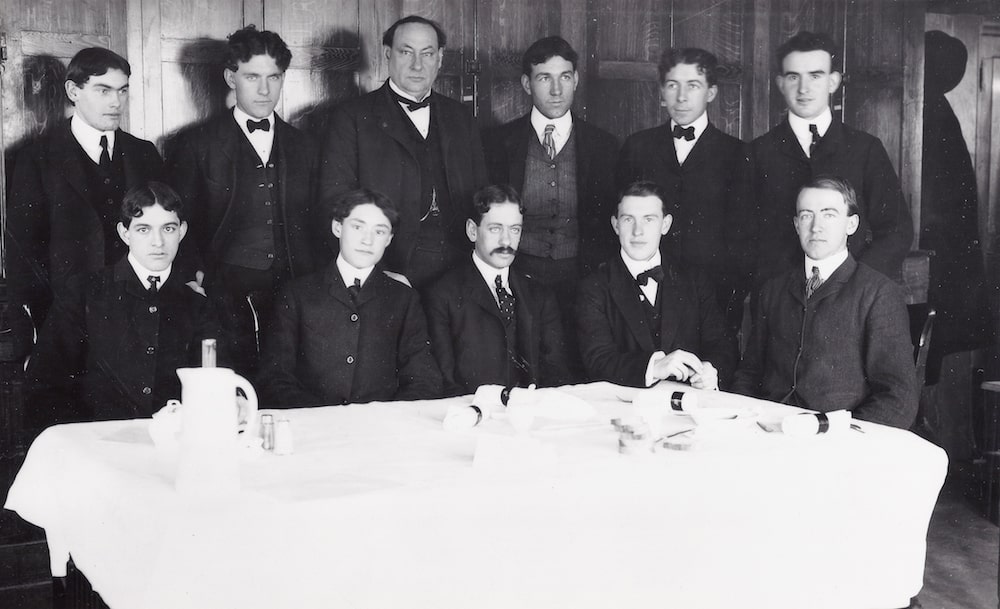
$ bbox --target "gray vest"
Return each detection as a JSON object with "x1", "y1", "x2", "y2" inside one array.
[{"x1": 520, "y1": 128, "x2": 580, "y2": 260}]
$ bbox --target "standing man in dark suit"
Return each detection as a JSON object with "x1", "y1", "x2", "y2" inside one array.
[
  {"x1": 319, "y1": 15, "x2": 488, "y2": 289},
  {"x1": 424, "y1": 185, "x2": 572, "y2": 397},
  {"x1": 25, "y1": 183, "x2": 221, "y2": 435},
  {"x1": 7, "y1": 47, "x2": 163, "y2": 327},
  {"x1": 732, "y1": 177, "x2": 917, "y2": 429},
  {"x1": 751, "y1": 31, "x2": 912, "y2": 285},
  {"x1": 577, "y1": 181, "x2": 735, "y2": 389},
  {"x1": 484, "y1": 36, "x2": 619, "y2": 326},
  {"x1": 616, "y1": 47, "x2": 751, "y2": 328},
  {"x1": 257, "y1": 189, "x2": 442, "y2": 408},
  {"x1": 167, "y1": 26, "x2": 322, "y2": 373}
]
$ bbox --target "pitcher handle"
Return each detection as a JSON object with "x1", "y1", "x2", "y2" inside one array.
[{"x1": 234, "y1": 373, "x2": 259, "y2": 440}]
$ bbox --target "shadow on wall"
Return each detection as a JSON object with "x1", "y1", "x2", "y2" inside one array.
[{"x1": 920, "y1": 29, "x2": 993, "y2": 384}]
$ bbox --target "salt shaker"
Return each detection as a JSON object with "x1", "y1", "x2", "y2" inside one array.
[{"x1": 260, "y1": 414, "x2": 275, "y2": 451}]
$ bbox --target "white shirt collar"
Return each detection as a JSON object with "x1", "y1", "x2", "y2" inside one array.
[
  {"x1": 388, "y1": 78, "x2": 431, "y2": 104},
  {"x1": 71, "y1": 114, "x2": 116, "y2": 165},
  {"x1": 232, "y1": 106, "x2": 275, "y2": 134},
  {"x1": 336, "y1": 254, "x2": 375, "y2": 290},
  {"x1": 127, "y1": 253, "x2": 171, "y2": 290},
  {"x1": 530, "y1": 107, "x2": 573, "y2": 153},
  {"x1": 670, "y1": 110, "x2": 709, "y2": 138},
  {"x1": 232, "y1": 106, "x2": 276, "y2": 163},
  {"x1": 804, "y1": 248, "x2": 849, "y2": 282},
  {"x1": 620, "y1": 248, "x2": 662, "y2": 280},
  {"x1": 471, "y1": 251, "x2": 511, "y2": 293},
  {"x1": 788, "y1": 107, "x2": 832, "y2": 156}
]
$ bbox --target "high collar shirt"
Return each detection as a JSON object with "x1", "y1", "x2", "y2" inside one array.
[
  {"x1": 233, "y1": 106, "x2": 276, "y2": 164},
  {"x1": 472, "y1": 251, "x2": 512, "y2": 307},
  {"x1": 670, "y1": 111, "x2": 708, "y2": 165},
  {"x1": 336, "y1": 254, "x2": 375, "y2": 290},
  {"x1": 126, "y1": 253, "x2": 172, "y2": 291},
  {"x1": 388, "y1": 78, "x2": 431, "y2": 139},
  {"x1": 804, "y1": 248, "x2": 849, "y2": 284},
  {"x1": 71, "y1": 114, "x2": 116, "y2": 165},
  {"x1": 530, "y1": 107, "x2": 573, "y2": 157},
  {"x1": 788, "y1": 107, "x2": 832, "y2": 158}
]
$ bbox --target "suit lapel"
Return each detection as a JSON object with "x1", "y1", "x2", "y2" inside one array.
[
  {"x1": 463, "y1": 261, "x2": 504, "y2": 322},
  {"x1": 656, "y1": 265, "x2": 680, "y2": 348},
  {"x1": 51, "y1": 121, "x2": 91, "y2": 203},
  {"x1": 811, "y1": 119, "x2": 844, "y2": 163},
  {"x1": 682, "y1": 123, "x2": 716, "y2": 170},
  {"x1": 510, "y1": 271, "x2": 537, "y2": 374},
  {"x1": 774, "y1": 118, "x2": 808, "y2": 163},
  {"x1": 374, "y1": 84, "x2": 421, "y2": 162},
  {"x1": 608, "y1": 257, "x2": 656, "y2": 351},
  {"x1": 325, "y1": 263, "x2": 357, "y2": 309},
  {"x1": 650, "y1": 124, "x2": 681, "y2": 174},
  {"x1": 505, "y1": 116, "x2": 532, "y2": 190},
  {"x1": 807, "y1": 255, "x2": 855, "y2": 305}
]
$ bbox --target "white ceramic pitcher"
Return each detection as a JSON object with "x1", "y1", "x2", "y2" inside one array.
[{"x1": 174, "y1": 367, "x2": 259, "y2": 496}]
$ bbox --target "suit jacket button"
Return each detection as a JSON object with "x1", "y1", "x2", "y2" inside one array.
[
  {"x1": 350, "y1": 313, "x2": 359, "y2": 322},
  {"x1": 146, "y1": 346, "x2": 155, "y2": 354},
  {"x1": 142, "y1": 387, "x2": 152, "y2": 395},
  {"x1": 149, "y1": 306, "x2": 157, "y2": 313},
  {"x1": 346, "y1": 355, "x2": 355, "y2": 364}
]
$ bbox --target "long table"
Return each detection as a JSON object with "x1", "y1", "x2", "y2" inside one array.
[{"x1": 5, "y1": 382, "x2": 947, "y2": 609}]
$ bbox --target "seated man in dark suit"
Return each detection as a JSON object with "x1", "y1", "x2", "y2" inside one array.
[
  {"x1": 424, "y1": 184, "x2": 572, "y2": 396},
  {"x1": 258, "y1": 189, "x2": 442, "y2": 407},
  {"x1": 26, "y1": 182, "x2": 221, "y2": 435},
  {"x1": 577, "y1": 181, "x2": 735, "y2": 389},
  {"x1": 731, "y1": 176, "x2": 918, "y2": 429}
]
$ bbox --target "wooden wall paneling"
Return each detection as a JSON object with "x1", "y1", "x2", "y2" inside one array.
[
  {"x1": 478, "y1": 0, "x2": 564, "y2": 127},
  {"x1": 263, "y1": 0, "x2": 362, "y2": 132},
  {"x1": 976, "y1": 21, "x2": 1000, "y2": 256},
  {"x1": 587, "y1": 0, "x2": 670, "y2": 140},
  {"x1": 395, "y1": 0, "x2": 470, "y2": 103},
  {"x1": 900, "y1": 2, "x2": 926, "y2": 248},
  {"x1": 749, "y1": 0, "x2": 772, "y2": 139},
  {"x1": 843, "y1": 0, "x2": 905, "y2": 172},
  {"x1": 560, "y1": 0, "x2": 588, "y2": 118},
  {"x1": 672, "y1": 0, "x2": 748, "y2": 139}
]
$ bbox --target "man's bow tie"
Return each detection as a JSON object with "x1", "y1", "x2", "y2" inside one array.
[
  {"x1": 672, "y1": 124, "x2": 695, "y2": 141},
  {"x1": 391, "y1": 89, "x2": 431, "y2": 112},
  {"x1": 636, "y1": 265, "x2": 664, "y2": 286},
  {"x1": 247, "y1": 118, "x2": 271, "y2": 133}
]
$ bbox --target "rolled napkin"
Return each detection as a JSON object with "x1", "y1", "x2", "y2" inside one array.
[
  {"x1": 442, "y1": 403, "x2": 489, "y2": 431},
  {"x1": 149, "y1": 399, "x2": 183, "y2": 449},
  {"x1": 633, "y1": 388, "x2": 700, "y2": 413},
  {"x1": 781, "y1": 410, "x2": 852, "y2": 437}
]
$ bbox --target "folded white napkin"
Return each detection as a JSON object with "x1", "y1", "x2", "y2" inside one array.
[
  {"x1": 633, "y1": 388, "x2": 700, "y2": 413},
  {"x1": 148, "y1": 399, "x2": 183, "y2": 449},
  {"x1": 781, "y1": 410, "x2": 852, "y2": 437}
]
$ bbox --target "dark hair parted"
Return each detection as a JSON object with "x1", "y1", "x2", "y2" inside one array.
[
  {"x1": 798, "y1": 175, "x2": 860, "y2": 217},
  {"x1": 522, "y1": 36, "x2": 578, "y2": 75},
  {"x1": 330, "y1": 189, "x2": 400, "y2": 231},
  {"x1": 382, "y1": 15, "x2": 447, "y2": 48},
  {"x1": 776, "y1": 31, "x2": 839, "y2": 72},
  {"x1": 617, "y1": 180, "x2": 672, "y2": 216},
  {"x1": 225, "y1": 25, "x2": 292, "y2": 72},
  {"x1": 658, "y1": 47, "x2": 719, "y2": 87},
  {"x1": 121, "y1": 182, "x2": 185, "y2": 227},
  {"x1": 66, "y1": 47, "x2": 131, "y2": 89},
  {"x1": 470, "y1": 185, "x2": 525, "y2": 224}
]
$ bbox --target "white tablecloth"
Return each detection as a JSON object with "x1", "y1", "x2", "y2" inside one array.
[{"x1": 5, "y1": 382, "x2": 947, "y2": 609}]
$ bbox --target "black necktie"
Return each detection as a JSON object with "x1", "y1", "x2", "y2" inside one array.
[
  {"x1": 147, "y1": 275, "x2": 160, "y2": 297},
  {"x1": 805, "y1": 266, "x2": 823, "y2": 299},
  {"x1": 247, "y1": 118, "x2": 270, "y2": 133},
  {"x1": 672, "y1": 125, "x2": 695, "y2": 141},
  {"x1": 99, "y1": 135, "x2": 111, "y2": 171},
  {"x1": 636, "y1": 265, "x2": 664, "y2": 286},
  {"x1": 495, "y1": 275, "x2": 515, "y2": 324},
  {"x1": 808, "y1": 124, "x2": 820, "y2": 157},
  {"x1": 348, "y1": 277, "x2": 362, "y2": 303},
  {"x1": 390, "y1": 89, "x2": 431, "y2": 112}
]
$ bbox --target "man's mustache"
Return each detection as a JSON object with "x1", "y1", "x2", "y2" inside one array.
[{"x1": 491, "y1": 246, "x2": 517, "y2": 256}]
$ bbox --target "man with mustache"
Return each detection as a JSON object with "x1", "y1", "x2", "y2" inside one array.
[
  {"x1": 751, "y1": 31, "x2": 912, "y2": 286},
  {"x1": 7, "y1": 47, "x2": 163, "y2": 327},
  {"x1": 424, "y1": 185, "x2": 572, "y2": 396}
]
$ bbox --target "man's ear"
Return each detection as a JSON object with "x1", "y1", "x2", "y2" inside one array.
[
  {"x1": 116, "y1": 222, "x2": 129, "y2": 245},
  {"x1": 829, "y1": 71, "x2": 843, "y2": 94},
  {"x1": 520, "y1": 73, "x2": 532, "y2": 97},
  {"x1": 846, "y1": 213, "x2": 860, "y2": 236},
  {"x1": 466, "y1": 218, "x2": 479, "y2": 242},
  {"x1": 332, "y1": 220, "x2": 343, "y2": 240},
  {"x1": 384, "y1": 46, "x2": 392, "y2": 63},
  {"x1": 706, "y1": 84, "x2": 718, "y2": 104},
  {"x1": 178, "y1": 221, "x2": 189, "y2": 241},
  {"x1": 65, "y1": 80, "x2": 80, "y2": 104},
  {"x1": 610, "y1": 215, "x2": 620, "y2": 235},
  {"x1": 661, "y1": 214, "x2": 673, "y2": 235},
  {"x1": 223, "y1": 68, "x2": 237, "y2": 91}
]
